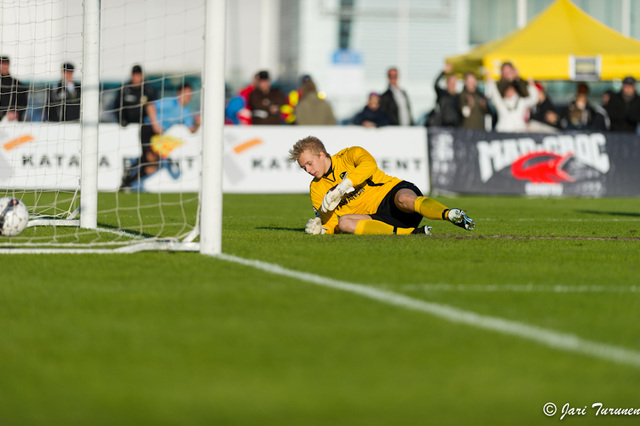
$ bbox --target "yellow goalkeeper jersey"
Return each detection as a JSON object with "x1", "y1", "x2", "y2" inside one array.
[{"x1": 310, "y1": 146, "x2": 401, "y2": 234}]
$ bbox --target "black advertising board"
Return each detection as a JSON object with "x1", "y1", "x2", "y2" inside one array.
[{"x1": 428, "y1": 128, "x2": 640, "y2": 197}]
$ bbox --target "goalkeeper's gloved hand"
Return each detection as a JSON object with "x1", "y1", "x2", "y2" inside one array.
[
  {"x1": 320, "y1": 178, "x2": 353, "y2": 213},
  {"x1": 305, "y1": 217, "x2": 326, "y2": 235}
]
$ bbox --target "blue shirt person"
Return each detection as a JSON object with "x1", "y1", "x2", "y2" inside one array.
[{"x1": 119, "y1": 83, "x2": 200, "y2": 191}]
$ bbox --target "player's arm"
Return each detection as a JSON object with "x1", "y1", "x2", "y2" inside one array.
[
  {"x1": 145, "y1": 101, "x2": 163, "y2": 134},
  {"x1": 341, "y1": 146, "x2": 378, "y2": 186},
  {"x1": 307, "y1": 190, "x2": 339, "y2": 234}
]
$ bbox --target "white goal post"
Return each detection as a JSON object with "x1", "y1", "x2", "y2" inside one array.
[{"x1": 0, "y1": 0, "x2": 224, "y2": 255}]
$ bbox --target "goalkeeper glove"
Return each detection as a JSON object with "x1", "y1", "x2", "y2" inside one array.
[
  {"x1": 305, "y1": 217, "x2": 326, "y2": 235},
  {"x1": 320, "y1": 178, "x2": 353, "y2": 213}
]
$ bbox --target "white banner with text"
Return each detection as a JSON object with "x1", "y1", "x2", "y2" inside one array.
[{"x1": 0, "y1": 124, "x2": 429, "y2": 194}]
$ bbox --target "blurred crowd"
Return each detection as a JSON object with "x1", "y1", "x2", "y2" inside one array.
[{"x1": 225, "y1": 62, "x2": 640, "y2": 134}]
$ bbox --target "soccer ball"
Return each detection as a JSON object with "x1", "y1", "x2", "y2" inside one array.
[{"x1": 0, "y1": 197, "x2": 29, "y2": 237}]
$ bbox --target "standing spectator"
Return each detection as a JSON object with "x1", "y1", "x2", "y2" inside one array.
[
  {"x1": 429, "y1": 63, "x2": 462, "y2": 128},
  {"x1": 248, "y1": 70, "x2": 286, "y2": 125},
  {"x1": 497, "y1": 61, "x2": 529, "y2": 98},
  {"x1": 604, "y1": 76, "x2": 640, "y2": 133},
  {"x1": 561, "y1": 83, "x2": 608, "y2": 131},
  {"x1": 529, "y1": 81, "x2": 560, "y2": 132},
  {"x1": 119, "y1": 83, "x2": 200, "y2": 190},
  {"x1": 225, "y1": 72, "x2": 258, "y2": 125},
  {"x1": 295, "y1": 77, "x2": 336, "y2": 125},
  {"x1": 379, "y1": 67, "x2": 413, "y2": 126},
  {"x1": 459, "y1": 71, "x2": 489, "y2": 130},
  {"x1": 352, "y1": 92, "x2": 390, "y2": 128},
  {"x1": 46, "y1": 62, "x2": 81, "y2": 122},
  {"x1": 0, "y1": 56, "x2": 29, "y2": 122},
  {"x1": 485, "y1": 72, "x2": 538, "y2": 133},
  {"x1": 113, "y1": 64, "x2": 157, "y2": 127}
]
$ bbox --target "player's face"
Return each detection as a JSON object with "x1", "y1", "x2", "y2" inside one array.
[{"x1": 298, "y1": 149, "x2": 327, "y2": 179}]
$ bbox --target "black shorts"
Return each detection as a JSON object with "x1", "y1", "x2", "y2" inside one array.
[{"x1": 370, "y1": 181, "x2": 423, "y2": 229}]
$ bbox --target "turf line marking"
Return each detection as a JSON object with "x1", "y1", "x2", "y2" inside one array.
[
  {"x1": 217, "y1": 253, "x2": 640, "y2": 369},
  {"x1": 397, "y1": 284, "x2": 640, "y2": 293}
]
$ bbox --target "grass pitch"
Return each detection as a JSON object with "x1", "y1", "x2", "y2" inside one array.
[{"x1": 1, "y1": 194, "x2": 640, "y2": 425}]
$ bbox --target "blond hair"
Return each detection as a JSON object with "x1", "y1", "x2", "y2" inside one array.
[{"x1": 288, "y1": 136, "x2": 329, "y2": 162}]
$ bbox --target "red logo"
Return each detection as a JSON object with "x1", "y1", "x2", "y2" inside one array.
[{"x1": 511, "y1": 152, "x2": 575, "y2": 184}]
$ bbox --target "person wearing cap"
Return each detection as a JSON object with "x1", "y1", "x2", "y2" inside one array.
[
  {"x1": 604, "y1": 76, "x2": 640, "y2": 133},
  {"x1": 119, "y1": 82, "x2": 200, "y2": 191},
  {"x1": 45, "y1": 62, "x2": 81, "y2": 122},
  {"x1": 113, "y1": 64, "x2": 157, "y2": 126},
  {"x1": 248, "y1": 70, "x2": 286, "y2": 125},
  {"x1": 0, "y1": 55, "x2": 29, "y2": 122}
]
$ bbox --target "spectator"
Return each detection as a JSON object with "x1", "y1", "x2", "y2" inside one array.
[
  {"x1": 485, "y1": 72, "x2": 538, "y2": 132},
  {"x1": 529, "y1": 81, "x2": 560, "y2": 132},
  {"x1": 428, "y1": 63, "x2": 462, "y2": 127},
  {"x1": 459, "y1": 71, "x2": 489, "y2": 130},
  {"x1": 604, "y1": 76, "x2": 640, "y2": 133},
  {"x1": 295, "y1": 77, "x2": 336, "y2": 125},
  {"x1": 497, "y1": 61, "x2": 529, "y2": 98},
  {"x1": 561, "y1": 82, "x2": 608, "y2": 131},
  {"x1": 248, "y1": 70, "x2": 286, "y2": 125},
  {"x1": 113, "y1": 64, "x2": 157, "y2": 127},
  {"x1": 0, "y1": 56, "x2": 28, "y2": 122},
  {"x1": 352, "y1": 92, "x2": 390, "y2": 128},
  {"x1": 46, "y1": 62, "x2": 81, "y2": 122},
  {"x1": 379, "y1": 67, "x2": 413, "y2": 126},
  {"x1": 119, "y1": 83, "x2": 200, "y2": 190},
  {"x1": 225, "y1": 72, "x2": 258, "y2": 125}
]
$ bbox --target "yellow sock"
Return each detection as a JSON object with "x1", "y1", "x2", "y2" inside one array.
[
  {"x1": 414, "y1": 196, "x2": 448, "y2": 220},
  {"x1": 354, "y1": 220, "x2": 415, "y2": 235}
]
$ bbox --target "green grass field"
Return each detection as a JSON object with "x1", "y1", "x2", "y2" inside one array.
[{"x1": 2, "y1": 193, "x2": 640, "y2": 425}]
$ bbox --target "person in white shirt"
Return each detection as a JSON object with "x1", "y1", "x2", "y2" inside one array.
[{"x1": 485, "y1": 72, "x2": 538, "y2": 132}]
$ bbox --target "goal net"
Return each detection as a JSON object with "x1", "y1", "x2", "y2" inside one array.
[{"x1": 0, "y1": 0, "x2": 223, "y2": 254}]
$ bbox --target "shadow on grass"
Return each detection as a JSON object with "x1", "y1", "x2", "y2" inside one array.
[
  {"x1": 576, "y1": 210, "x2": 640, "y2": 218},
  {"x1": 97, "y1": 222, "x2": 157, "y2": 239},
  {"x1": 256, "y1": 226, "x2": 305, "y2": 232}
]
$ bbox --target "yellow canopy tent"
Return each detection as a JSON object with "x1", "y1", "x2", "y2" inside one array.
[{"x1": 447, "y1": 0, "x2": 640, "y2": 80}]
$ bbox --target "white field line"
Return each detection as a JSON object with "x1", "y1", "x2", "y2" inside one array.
[
  {"x1": 396, "y1": 284, "x2": 640, "y2": 293},
  {"x1": 217, "y1": 253, "x2": 640, "y2": 369}
]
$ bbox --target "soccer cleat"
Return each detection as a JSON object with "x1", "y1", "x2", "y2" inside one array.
[
  {"x1": 446, "y1": 208, "x2": 475, "y2": 231},
  {"x1": 411, "y1": 225, "x2": 432, "y2": 235}
]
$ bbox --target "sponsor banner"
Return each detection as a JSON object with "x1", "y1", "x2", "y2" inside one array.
[
  {"x1": 223, "y1": 126, "x2": 429, "y2": 194},
  {"x1": 428, "y1": 127, "x2": 640, "y2": 197},
  {"x1": 0, "y1": 123, "x2": 429, "y2": 194}
]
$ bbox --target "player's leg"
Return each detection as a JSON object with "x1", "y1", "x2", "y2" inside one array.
[
  {"x1": 394, "y1": 186, "x2": 476, "y2": 231},
  {"x1": 338, "y1": 214, "x2": 372, "y2": 234},
  {"x1": 339, "y1": 214, "x2": 417, "y2": 235}
]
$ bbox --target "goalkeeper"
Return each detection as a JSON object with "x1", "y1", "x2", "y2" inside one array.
[{"x1": 288, "y1": 136, "x2": 475, "y2": 235}]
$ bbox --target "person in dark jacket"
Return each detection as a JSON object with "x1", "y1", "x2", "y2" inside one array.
[
  {"x1": 0, "y1": 56, "x2": 28, "y2": 122},
  {"x1": 46, "y1": 62, "x2": 81, "y2": 122},
  {"x1": 605, "y1": 76, "x2": 640, "y2": 132},
  {"x1": 352, "y1": 92, "x2": 390, "y2": 127},
  {"x1": 379, "y1": 67, "x2": 413, "y2": 126},
  {"x1": 113, "y1": 64, "x2": 157, "y2": 126},
  {"x1": 428, "y1": 63, "x2": 462, "y2": 128},
  {"x1": 248, "y1": 70, "x2": 286, "y2": 125},
  {"x1": 561, "y1": 82, "x2": 608, "y2": 131}
]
